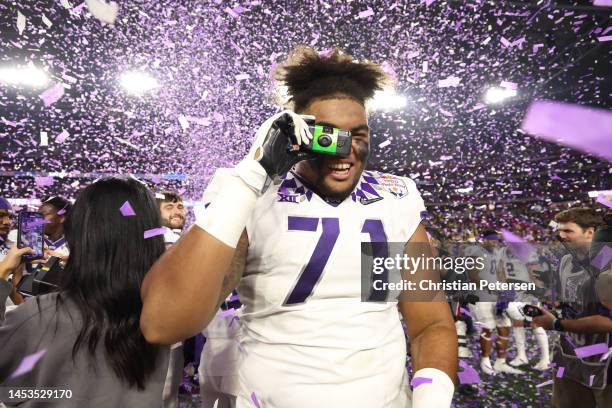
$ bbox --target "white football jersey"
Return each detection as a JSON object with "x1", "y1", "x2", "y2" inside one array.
[{"x1": 202, "y1": 169, "x2": 425, "y2": 408}]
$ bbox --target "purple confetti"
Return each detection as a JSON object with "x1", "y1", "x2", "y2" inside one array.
[
  {"x1": 556, "y1": 367, "x2": 565, "y2": 378},
  {"x1": 458, "y1": 360, "x2": 481, "y2": 384},
  {"x1": 358, "y1": 8, "x2": 374, "y2": 19},
  {"x1": 459, "y1": 307, "x2": 472, "y2": 317},
  {"x1": 594, "y1": 0, "x2": 612, "y2": 6},
  {"x1": 34, "y1": 176, "x2": 55, "y2": 186},
  {"x1": 574, "y1": 342, "x2": 609, "y2": 359},
  {"x1": 250, "y1": 392, "x2": 261, "y2": 408},
  {"x1": 39, "y1": 83, "x2": 65, "y2": 107},
  {"x1": 591, "y1": 246, "x2": 612, "y2": 270},
  {"x1": 143, "y1": 227, "x2": 166, "y2": 239},
  {"x1": 411, "y1": 376, "x2": 433, "y2": 388},
  {"x1": 521, "y1": 101, "x2": 612, "y2": 161},
  {"x1": 55, "y1": 129, "x2": 70, "y2": 144},
  {"x1": 597, "y1": 194, "x2": 612, "y2": 208},
  {"x1": 119, "y1": 200, "x2": 136, "y2": 216},
  {"x1": 10, "y1": 349, "x2": 47, "y2": 379},
  {"x1": 218, "y1": 308, "x2": 236, "y2": 318},
  {"x1": 501, "y1": 229, "x2": 536, "y2": 264}
]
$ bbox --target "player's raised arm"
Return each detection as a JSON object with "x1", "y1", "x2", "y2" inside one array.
[
  {"x1": 399, "y1": 223, "x2": 457, "y2": 408},
  {"x1": 140, "y1": 111, "x2": 315, "y2": 345}
]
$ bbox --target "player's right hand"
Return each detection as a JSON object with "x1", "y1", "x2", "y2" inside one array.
[{"x1": 236, "y1": 110, "x2": 315, "y2": 193}]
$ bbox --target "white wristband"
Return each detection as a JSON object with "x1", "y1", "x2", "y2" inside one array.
[
  {"x1": 194, "y1": 168, "x2": 257, "y2": 248},
  {"x1": 411, "y1": 368, "x2": 455, "y2": 408}
]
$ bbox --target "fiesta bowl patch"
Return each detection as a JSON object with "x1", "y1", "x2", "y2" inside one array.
[{"x1": 374, "y1": 175, "x2": 409, "y2": 198}]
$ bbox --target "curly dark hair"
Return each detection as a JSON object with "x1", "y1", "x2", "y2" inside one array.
[{"x1": 273, "y1": 45, "x2": 391, "y2": 112}]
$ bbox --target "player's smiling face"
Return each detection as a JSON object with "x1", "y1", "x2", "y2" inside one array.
[{"x1": 295, "y1": 96, "x2": 370, "y2": 200}]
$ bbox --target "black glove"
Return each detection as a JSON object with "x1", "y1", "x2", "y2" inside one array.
[{"x1": 257, "y1": 112, "x2": 316, "y2": 179}]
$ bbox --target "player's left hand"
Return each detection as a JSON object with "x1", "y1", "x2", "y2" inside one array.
[
  {"x1": 532, "y1": 307, "x2": 555, "y2": 330},
  {"x1": 0, "y1": 245, "x2": 34, "y2": 280}
]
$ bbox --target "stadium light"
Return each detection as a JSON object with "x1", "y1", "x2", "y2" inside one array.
[
  {"x1": 484, "y1": 86, "x2": 517, "y2": 104},
  {"x1": 119, "y1": 71, "x2": 159, "y2": 95},
  {"x1": 0, "y1": 65, "x2": 49, "y2": 87},
  {"x1": 369, "y1": 89, "x2": 408, "y2": 111}
]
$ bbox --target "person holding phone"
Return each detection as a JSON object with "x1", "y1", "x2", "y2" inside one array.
[
  {"x1": 0, "y1": 244, "x2": 35, "y2": 316},
  {"x1": 0, "y1": 197, "x2": 27, "y2": 309},
  {"x1": 0, "y1": 177, "x2": 170, "y2": 407}
]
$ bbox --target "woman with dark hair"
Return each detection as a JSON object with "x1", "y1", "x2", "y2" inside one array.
[{"x1": 0, "y1": 177, "x2": 169, "y2": 407}]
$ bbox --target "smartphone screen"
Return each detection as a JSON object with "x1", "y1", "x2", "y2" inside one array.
[{"x1": 17, "y1": 211, "x2": 45, "y2": 260}]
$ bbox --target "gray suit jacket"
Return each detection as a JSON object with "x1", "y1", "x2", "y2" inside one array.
[{"x1": 0, "y1": 279, "x2": 170, "y2": 407}]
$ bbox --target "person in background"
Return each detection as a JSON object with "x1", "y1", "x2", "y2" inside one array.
[
  {"x1": 38, "y1": 196, "x2": 71, "y2": 258},
  {"x1": 0, "y1": 177, "x2": 169, "y2": 407},
  {"x1": 155, "y1": 190, "x2": 190, "y2": 408},
  {"x1": 0, "y1": 197, "x2": 23, "y2": 309},
  {"x1": 156, "y1": 191, "x2": 186, "y2": 248},
  {"x1": 0, "y1": 197, "x2": 12, "y2": 251},
  {"x1": 533, "y1": 208, "x2": 611, "y2": 408},
  {"x1": 466, "y1": 230, "x2": 522, "y2": 375}
]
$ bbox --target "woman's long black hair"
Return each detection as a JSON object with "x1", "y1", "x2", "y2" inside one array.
[{"x1": 57, "y1": 176, "x2": 166, "y2": 390}]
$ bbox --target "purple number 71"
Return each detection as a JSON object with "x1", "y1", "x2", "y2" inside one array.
[{"x1": 284, "y1": 216, "x2": 388, "y2": 305}]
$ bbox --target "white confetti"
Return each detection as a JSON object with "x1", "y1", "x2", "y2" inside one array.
[
  {"x1": 379, "y1": 140, "x2": 391, "y2": 148},
  {"x1": 438, "y1": 75, "x2": 462, "y2": 88},
  {"x1": 40, "y1": 131, "x2": 48, "y2": 147},
  {"x1": 85, "y1": 0, "x2": 119, "y2": 24},
  {"x1": 16, "y1": 11, "x2": 26, "y2": 35},
  {"x1": 178, "y1": 114, "x2": 189, "y2": 130},
  {"x1": 41, "y1": 14, "x2": 53, "y2": 28}
]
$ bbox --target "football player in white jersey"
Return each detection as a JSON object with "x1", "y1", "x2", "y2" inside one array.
[
  {"x1": 465, "y1": 231, "x2": 522, "y2": 375},
  {"x1": 497, "y1": 247, "x2": 551, "y2": 371},
  {"x1": 141, "y1": 46, "x2": 457, "y2": 408}
]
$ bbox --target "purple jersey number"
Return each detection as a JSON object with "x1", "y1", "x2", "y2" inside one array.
[
  {"x1": 284, "y1": 216, "x2": 388, "y2": 305},
  {"x1": 361, "y1": 219, "x2": 389, "y2": 301}
]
